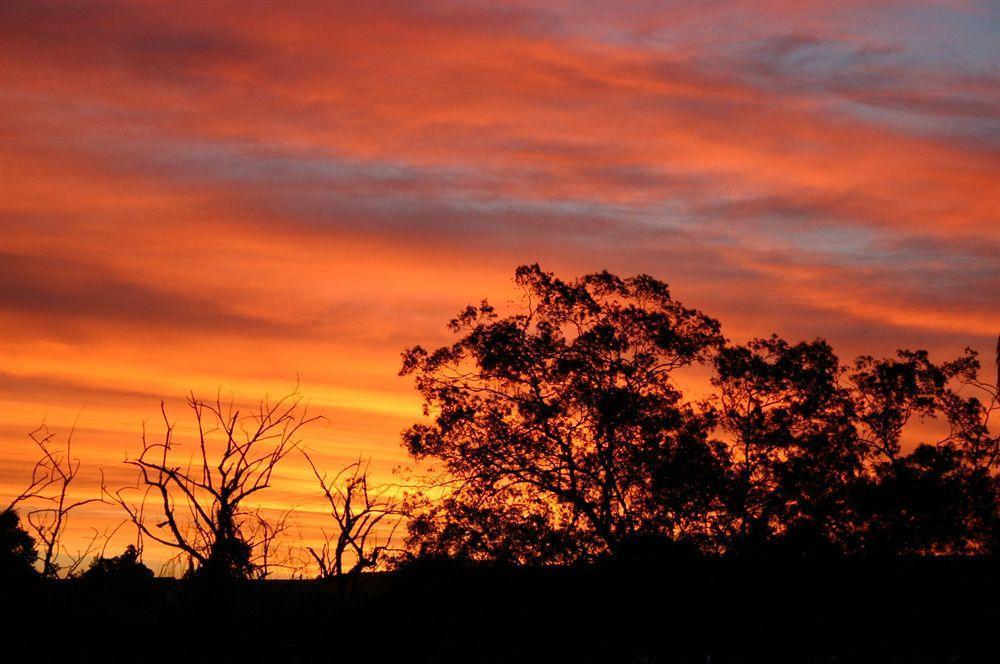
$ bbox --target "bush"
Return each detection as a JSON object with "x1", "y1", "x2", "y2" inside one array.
[
  {"x1": 82, "y1": 545, "x2": 154, "y2": 582},
  {"x1": 0, "y1": 508, "x2": 38, "y2": 579}
]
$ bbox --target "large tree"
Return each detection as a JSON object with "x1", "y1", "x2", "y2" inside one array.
[
  {"x1": 713, "y1": 338, "x2": 999, "y2": 556},
  {"x1": 712, "y1": 336, "x2": 861, "y2": 555},
  {"x1": 400, "y1": 264, "x2": 726, "y2": 562},
  {"x1": 401, "y1": 266, "x2": 997, "y2": 561},
  {"x1": 846, "y1": 346, "x2": 999, "y2": 555}
]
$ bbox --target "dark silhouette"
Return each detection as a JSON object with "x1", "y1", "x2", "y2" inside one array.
[
  {"x1": 3, "y1": 424, "x2": 103, "y2": 577},
  {"x1": 400, "y1": 264, "x2": 999, "y2": 562},
  {"x1": 400, "y1": 264, "x2": 726, "y2": 563},
  {"x1": 80, "y1": 544, "x2": 154, "y2": 582},
  {"x1": 0, "y1": 508, "x2": 37, "y2": 579},
  {"x1": 301, "y1": 452, "x2": 402, "y2": 593},
  {"x1": 844, "y1": 349, "x2": 999, "y2": 555},
  {"x1": 713, "y1": 336, "x2": 860, "y2": 557},
  {"x1": 2, "y1": 264, "x2": 997, "y2": 662},
  {"x1": 108, "y1": 391, "x2": 319, "y2": 580}
]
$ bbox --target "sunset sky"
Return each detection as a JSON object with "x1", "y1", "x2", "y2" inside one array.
[{"x1": 1, "y1": 0, "x2": 998, "y2": 571}]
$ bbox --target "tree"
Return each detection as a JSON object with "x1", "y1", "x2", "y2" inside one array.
[
  {"x1": 0, "y1": 508, "x2": 37, "y2": 579},
  {"x1": 851, "y1": 443, "x2": 997, "y2": 556},
  {"x1": 110, "y1": 391, "x2": 318, "y2": 580},
  {"x1": 400, "y1": 264, "x2": 726, "y2": 562},
  {"x1": 849, "y1": 349, "x2": 956, "y2": 460},
  {"x1": 846, "y1": 343, "x2": 1000, "y2": 555},
  {"x1": 714, "y1": 337, "x2": 999, "y2": 557},
  {"x1": 4, "y1": 424, "x2": 103, "y2": 577},
  {"x1": 934, "y1": 340, "x2": 1000, "y2": 472},
  {"x1": 301, "y1": 453, "x2": 402, "y2": 592},
  {"x1": 712, "y1": 336, "x2": 861, "y2": 555},
  {"x1": 401, "y1": 266, "x2": 997, "y2": 561}
]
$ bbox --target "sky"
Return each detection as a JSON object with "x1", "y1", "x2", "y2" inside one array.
[{"x1": 1, "y1": 0, "x2": 998, "y2": 572}]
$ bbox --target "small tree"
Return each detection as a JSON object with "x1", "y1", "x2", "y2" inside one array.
[
  {"x1": 934, "y1": 339, "x2": 999, "y2": 472},
  {"x1": 849, "y1": 349, "x2": 956, "y2": 460},
  {"x1": 5, "y1": 424, "x2": 103, "y2": 577},
  {"x1": 846, "y1": 344, "x2": 999, "y2": 555},
  {"x1": 111, "y1": 390, "x2": 318, "y2": 580},
  {"x1": 302, "y1": 453, "x2": 402, "y2": 591},
  {"x1": 0, "y1": 507, "x2": 38, "y2": 579}
]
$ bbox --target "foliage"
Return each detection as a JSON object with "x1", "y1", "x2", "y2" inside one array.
[
  {"x1": 400, "y1": 263, "x2": 727, "y2": 561},
  {"x1": 81, "y1": 544, "x2": 154, "y2": 582},
  {"x1": 401, "y1": 265, "x2": 999, "y2": 561},
  {"x1": 712, "y1": 336, "x2": 861, "y2": 555},
  {"x1": 0, "y1": 508, "x2": 38, "y2": 579}
]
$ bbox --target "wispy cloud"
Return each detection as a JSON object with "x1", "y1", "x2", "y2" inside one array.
[{"x1": 1, "y1": 0, "x2": 996, "y2": 567}]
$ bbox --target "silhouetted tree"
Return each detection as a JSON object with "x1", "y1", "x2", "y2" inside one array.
[
  {"x1": 846, "y1": 343, "x2": 1000, "y2": 555},
  {"x1": 849, "y1": 349, "x2": 956, "y2": 460},
  {"x1": 110, "y1": 391, "x2": 318, "y2": 580},
  {"x1": 713, "y1": 337, "x2": 999, "y2": 557},
  {"x1": 401, "y1": 266, "x2": 998, "y2": 561},
  {"x1": 713, "y1": 336, "x2": 860, "y2": 555},
  {"x1": 935, "y1": 341, "x2": 1000, "y2": 471},
  {"x1": 851, "y1": 443, "x2": 997, "y2": 556},
  {"x1": 400, "y1": 264, "x2": 726, "y2": 561},
  {"x1": 4, "y1": 424, "x2": 103, "y2": 577},
  {"x1": 302, "y1": 453, "x2": 402, "y2": 592}
]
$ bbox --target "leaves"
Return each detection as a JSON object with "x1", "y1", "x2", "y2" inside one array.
[
  {"x1": 400, "y1": 266, "x2": 999, "y2": 561},
  {"x1": 401, "y1": 264, "x2": 726, "y2": 561}
]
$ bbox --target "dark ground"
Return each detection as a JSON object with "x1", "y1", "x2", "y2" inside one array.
[{"x1": 3, "y1": 559, "x2": 998, "y2": 663}]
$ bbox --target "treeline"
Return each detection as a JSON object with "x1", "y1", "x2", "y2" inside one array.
[
  {"x1": 398, "y1": 265, "x2": 998, "y2": 563},
  {"x1": 2, "y1": 264, "x2": 998, "y2": 582}
]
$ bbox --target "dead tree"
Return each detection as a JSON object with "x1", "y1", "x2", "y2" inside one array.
[
  {"x1": 111, "y1": 390, "x2": 319, "y2": 580},
  {"x1": 246, "y1": 505, "x2": 297, "y2": 579},
  {"x1": 302, "y1": 452, "x2": 402, "y2": 594},
  {"x1": 5, "y1": 423, "x2": 103, "y2": 578}
]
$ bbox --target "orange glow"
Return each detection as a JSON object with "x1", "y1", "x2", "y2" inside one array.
[{"x1": 1, "y1": 1, "x2": 997, "y2": 573}]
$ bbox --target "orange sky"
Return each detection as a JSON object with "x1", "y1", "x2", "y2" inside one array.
[{"x1": 1, "y1": 0, "x2": 998, "y2": 573}]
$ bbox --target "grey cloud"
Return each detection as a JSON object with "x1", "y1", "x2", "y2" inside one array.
[{"x1": 0, "y1": 252, "x2": 298, "y2": 339}]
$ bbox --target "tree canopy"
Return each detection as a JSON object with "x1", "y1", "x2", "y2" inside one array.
[{"x1": 401, "y1": 265, "x2": 999, "y2": 562}]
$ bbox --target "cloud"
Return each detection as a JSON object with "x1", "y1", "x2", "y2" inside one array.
[
  {"x1": 0, "y1": 252, "x2": 300, "y2": 340},
  {"x1": 1, "y1": 0, "x2": 997, "y2": 566}
]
